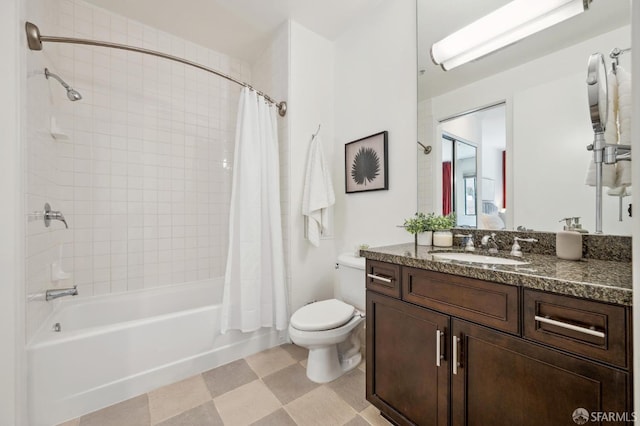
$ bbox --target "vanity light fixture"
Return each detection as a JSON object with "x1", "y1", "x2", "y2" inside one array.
[{"x1": 431, "y1": 0, "x2": 591, "y2": 71}]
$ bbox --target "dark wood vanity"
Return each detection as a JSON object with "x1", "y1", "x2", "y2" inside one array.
[{"x1": 364, "y1": 253, "x2": 632, "y2": 426}]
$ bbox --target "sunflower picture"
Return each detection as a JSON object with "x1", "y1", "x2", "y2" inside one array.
[{"x1": 345, "y1": 131, "x2": 388, "y2": 193}]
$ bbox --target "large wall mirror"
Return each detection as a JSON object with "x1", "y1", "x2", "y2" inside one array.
[{"x1": 417, "y1": 0, "x2": 632, "y2": 235}]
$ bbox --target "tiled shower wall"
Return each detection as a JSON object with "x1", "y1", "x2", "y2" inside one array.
[
  {"x1": 417, "y1": 98, "x2": 434, "y2": 214},
  {"x1": 25, "y1": 0, "x2": 288, "y2": 340}
]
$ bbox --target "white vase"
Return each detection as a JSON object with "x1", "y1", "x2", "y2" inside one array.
[
  {"x1": 433, "y1": 230, "x2": 453, "y2": 247},
  {"x1": 417, "y1": 231, "x2": 433, "y2": 246}
]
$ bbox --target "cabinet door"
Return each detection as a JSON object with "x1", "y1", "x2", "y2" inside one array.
[
  {"x1": 451, "y1": 319, "x2": 629, "y2": 426},
  {"x1": 367, "y1": 291, "x2": 450, "y2": 426}
]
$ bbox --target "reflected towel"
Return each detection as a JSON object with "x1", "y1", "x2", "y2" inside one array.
[{"x1": 613, "y1": 66, "x2": 631, "y2": 190}]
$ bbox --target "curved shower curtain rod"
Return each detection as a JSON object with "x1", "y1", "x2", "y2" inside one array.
[{"x1": 25, "y1": 21, "x2": 288, "y2": 117}]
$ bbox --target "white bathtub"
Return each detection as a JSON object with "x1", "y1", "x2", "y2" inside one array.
[{"x1": 27, "y1": 278, "x2": 285, "y2": 426}]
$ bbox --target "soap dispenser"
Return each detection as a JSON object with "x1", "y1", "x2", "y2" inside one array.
[{"x1": 556, "y1": 217, "x2": 583, "y2": 260}]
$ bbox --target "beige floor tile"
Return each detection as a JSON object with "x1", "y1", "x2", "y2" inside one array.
[
  {"x1": 280, "y1": 343, "x2": 308, "y2": 361},
  {"x1": 202, "y1": 358, "x2": 258, "y2": 398},
  {"x1": 148, "y1": 375, "x2": 212, "y2": 425},
  {"x1": 344, "y1": 415, "x2": 371, "y2": 426},
  {"x1": 285, "y1": 386, "x2": 357, "y2": 426},
  {"x1": 214, "y1": 379, "x2": 281, "y2": 425},
  {"x1": 328, "y1": 368, "x2": 369, "y2": 412},
  {"x1": 155, "y1": 401, "x2": 223, "y2": 426},
  {"x1": 262, "y1": 363, "x2": 319, "y2": 404},
  {"x1": 359, "y1": 406, "x2": 393, "y2": 426},
  {"x1": 57, "y1": 419, "x2": 80, "y2": 426},
  {"x1": 79, "y1": 394, "x2": 150, "y2": 426},
  {"x1": 250, "y1": 408, "x2": 297, "y2": 426},
  {"x1": 245, "y1": 346, "x2": 296, "y2": 377},
  {"x1": 358, "y1": 360, "x2": 366, "y2": 373}
]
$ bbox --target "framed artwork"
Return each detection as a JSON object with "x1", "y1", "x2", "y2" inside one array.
[{"x1": 345, "y1": 131, "x2": 388, "y2": 193}]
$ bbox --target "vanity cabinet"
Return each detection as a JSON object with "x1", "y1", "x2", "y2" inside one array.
[
  {"x1": 365, "y1": 260, "x2": 631, "y2": 426},
  {"x1": 451, "y1": 319, "x2": 628, "y2": 426},
  {"x1": 367, "y1": 292, "x2": 449, "y2": 426}
]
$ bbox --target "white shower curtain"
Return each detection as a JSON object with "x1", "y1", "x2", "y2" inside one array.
[{"x1": 221, "y1": 88, "x2": 287, "y2": 333}]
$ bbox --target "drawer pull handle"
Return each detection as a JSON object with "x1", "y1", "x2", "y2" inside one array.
[
  {"x1": 367, "y1": 273, "x2": 392, "y2": 283},
  {"x1": 436, "y1": 329, "x2": 444, "y2": 367},
  {"x1": 534, "y1": 315, "x2": 605, "y2": 339}
]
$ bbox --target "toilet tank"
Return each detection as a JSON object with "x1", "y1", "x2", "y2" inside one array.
[{"x1": 336, "y1": 253, "x2": 366, "y2": 311}]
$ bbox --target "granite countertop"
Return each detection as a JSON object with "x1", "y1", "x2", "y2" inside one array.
[{"x1": 361, "y1": 243, "x2": 632, "y2": 306}]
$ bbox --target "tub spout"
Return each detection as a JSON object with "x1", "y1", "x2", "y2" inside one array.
[{"x1": 46, "y1": 286, "x2": 78, "y2": 301}]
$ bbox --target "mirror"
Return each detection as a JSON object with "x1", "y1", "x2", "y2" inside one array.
[
  {"x1": 587, "y1": 52, "x2": 608, "y2": 132},
  {"x1": 417, "y1": 0, "x2": 632, "y2": 235}
]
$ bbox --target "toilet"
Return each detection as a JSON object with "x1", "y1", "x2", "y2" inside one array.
[{"x1": 288, "y1": 253, "x2": 366, "y2": 383}]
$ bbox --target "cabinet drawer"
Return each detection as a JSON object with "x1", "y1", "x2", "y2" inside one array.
[
  {"x1": 402, "y1": 268, "x2": 519, "y2": 334},
  {"x1": 523, "y1": 289, "x2": 629, "y2": 369},
  {"x1": 365, "y1": 260, "x2": 401, "y2": 299}
]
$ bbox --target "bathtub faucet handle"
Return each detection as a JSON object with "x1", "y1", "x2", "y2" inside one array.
[{"x1": 44, "y1": 203, "x2": 69, "y2": 229}]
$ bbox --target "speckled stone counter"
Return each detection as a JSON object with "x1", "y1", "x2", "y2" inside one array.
[{"x1": 361, "y1": 243, "x2": 632, "y2": 306}]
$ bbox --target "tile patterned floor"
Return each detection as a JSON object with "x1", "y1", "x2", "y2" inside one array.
[{"x1": 58, "y1": 344, "x2": 392, "y2": 426}]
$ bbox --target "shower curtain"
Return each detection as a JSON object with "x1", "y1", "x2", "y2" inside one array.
[{"x1": 221, "y1": 88, "x2": 287, "y2": 333}]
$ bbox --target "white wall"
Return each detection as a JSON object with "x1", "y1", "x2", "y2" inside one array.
[
  {"x1": 481, "y1": 115, "x2": 505, "y2": 209},
  {"x1": 24, "y1": 0, "x2": 68, "y2": 341},
  {"x1": 430, "y1": 26, "x2": 631, "y2": 234},
  {"x1": 288, "y1": 21, "x2": 337, "y2": 312},
  {"x1": 1, "y1": 0, "x2": 25, "y2": 422},
  {"x1": 334, "y1": 0, "x2": 417, "y2": 251},
  {"x1": 513, "y1": 73, "x2": 599, "y2": 232}
]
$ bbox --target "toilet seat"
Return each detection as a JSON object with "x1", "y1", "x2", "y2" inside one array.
[{"x1": 290, "y1": 299, "x2": 355, "y2": 331}]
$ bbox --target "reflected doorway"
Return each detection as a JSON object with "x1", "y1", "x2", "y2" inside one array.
[
  {"x1": 442, "y1": 134, "x2": 477, "y2": 227},
  {"x1": 440, "y1": 102, "x2": 506, "y2": 229}
]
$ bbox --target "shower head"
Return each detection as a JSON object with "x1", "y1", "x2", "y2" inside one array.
[{"x1": 44, "y1": 68, "x2": 82, "y2": 101}]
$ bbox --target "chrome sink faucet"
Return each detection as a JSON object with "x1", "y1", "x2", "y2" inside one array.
[
  {"x1": 510, "y1": 237, "x2": 538, "y2": 257},
  {"x1": 454, "y1": 234, "x2": 475, "y2": 251},
  {"x1": 45, "y1": 286, "x2": 78, "y2": 301},
  {"x1": 481, "y1": 233, "x2": 499, "y2": 254}
]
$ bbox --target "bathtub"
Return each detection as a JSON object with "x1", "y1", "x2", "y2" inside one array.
[{"x1": 27, "y1": 278, "x2": 286, "y2": 426}]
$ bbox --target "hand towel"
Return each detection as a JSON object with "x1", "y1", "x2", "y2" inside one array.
[
  {"x1": 302, "y1": 134, "x2": 335, "y2": 247},
  {"x1": 585, "y1": 69, "x2": 617, "y2": 188}
]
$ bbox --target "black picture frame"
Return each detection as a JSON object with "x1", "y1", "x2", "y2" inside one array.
[{"x1": 345, "y1": 131, "x2": 388, "y2": 193}]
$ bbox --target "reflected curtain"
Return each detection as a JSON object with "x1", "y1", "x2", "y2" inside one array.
[
  {"x1": 222, "y1": 88, "x2": 287, "y2": 333},
  {"x1": 443, "y1": 161, "x2": 452, "y2": 215}
]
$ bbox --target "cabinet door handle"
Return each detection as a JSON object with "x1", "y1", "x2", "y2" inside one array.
[
  {"x1": 367, "y1": 273, "x2": 392, "y2": 283},
  {"x1": 452, "y1": 335, "x2": 461, "y2": 375},
  {"x1": 436, "y1": 329, "x2": 444, "y2": 367},
  {"x1": 534, "y1": 315, "x2": 605, "y2": 339}
]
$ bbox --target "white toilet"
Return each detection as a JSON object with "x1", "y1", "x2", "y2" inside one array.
[{"x1": 289, "y1": 253, "x2": 366, "y2": 383}]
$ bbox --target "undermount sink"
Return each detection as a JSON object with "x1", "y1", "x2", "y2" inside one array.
[{"x1": 430, "y1": 252, "x2": 529, "y2": 266}]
